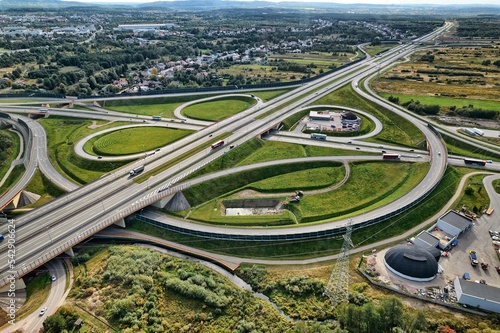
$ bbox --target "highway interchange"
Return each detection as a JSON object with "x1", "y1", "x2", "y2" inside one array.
[{"x1": 0, "y1": 21, "x2": 499, "y2": 327}]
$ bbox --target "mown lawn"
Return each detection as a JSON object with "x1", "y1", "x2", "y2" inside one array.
[
  {"x1": 182, "y1": 97, "x2": 254, "y2": 121},
  {"x1": 88, "y1": 127, "x2": 194, "y2": 155}
]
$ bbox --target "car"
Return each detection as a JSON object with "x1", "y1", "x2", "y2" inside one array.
[
  {"x1": 381, "y1": 150, "x2": 387, "y2": 153},
  {"x1": 39, "y1": 307, "x2": 47, "y2": 316},
  {"x1": 438, "y1": 152, "x2": 441, "y2": 155},
  {"x1": 51, "y1": 275, "x2": 56, "y2": 282},
  {"x1": 416, "y1": 155, "x2": 422, "y2": 158},
  {"x1": 463, "y1": 272, "x2": 471, "y2": 280},
  {"x1": 347, "y1": 141, "x2": 352, "y2": 144},
  {"x1": 492, "y1": 236, "x2": 500, "y2": 241},
  {"x1": 209, "y1": 134, "x2": 213, "y2": 137},
  {"x1": 155, "y1": 148, "x2": 160, "y2": 152},
  {"x1": 97, "y1": 156, "x2": 102, "y2": 159},
  {"x1": 409, "y1": 149, "x2": 414, "y2": 152},
  {"x1": 378, "y1": 145, "x2": 384, "y2": 148},
  {"x1": 356, "y1": 147, "x2": 360, "y2": 150},
  {"x1": 469, "y1": 250, "x2": 478, "y2": 266},
  {"x1": 486, "y1": 160, "x2": 493, "y2": 163},
  {"x1": 229, "y1": 145, "x2": 235, "y2": 149}
]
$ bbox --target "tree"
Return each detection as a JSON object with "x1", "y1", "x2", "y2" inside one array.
[
  {"x1": 465, "y1": 187, "x2": 474, "y2": 195},
  {"x1": 379, "y1": 296, "x2": 403, "y2": 332}
]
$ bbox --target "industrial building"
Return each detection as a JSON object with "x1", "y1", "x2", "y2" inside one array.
[
  {"x1": 454, "y1": 276, "x2": 500, "y2": 313},
  {"x1": 384, "y1": 244, "x2": 439, "y2": 282}
]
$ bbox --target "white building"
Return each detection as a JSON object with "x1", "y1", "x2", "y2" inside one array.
[{"x1": 454, "y1": 276, "x2": 500, "y2": 313}]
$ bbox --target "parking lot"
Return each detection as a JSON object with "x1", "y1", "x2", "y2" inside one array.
[
  {"x1": 438, "y1": 213, "x2": 500, "y2": 286},
  {"x1": 367, "y1": 212, "x2": 500, "y2": 304}
]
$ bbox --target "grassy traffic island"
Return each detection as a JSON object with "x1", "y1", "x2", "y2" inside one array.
[{"x1": 83, "y1": 126, "x2": 195, "y2": 156}]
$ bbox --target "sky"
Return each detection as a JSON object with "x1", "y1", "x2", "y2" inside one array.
[{"x1": 64, "y1": 0, "x2": 500, "y2": 5}]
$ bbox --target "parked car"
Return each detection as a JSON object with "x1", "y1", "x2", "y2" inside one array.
[
  {"x1": 469, "y1": 250, "x2": 479, "y2": 266},
  {"x1": 463, "y1": 272, "x2": 471, "y2": 280}
]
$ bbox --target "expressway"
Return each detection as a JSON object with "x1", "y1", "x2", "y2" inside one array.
[{"x1": 0, "y1": 22, "x2": 454, "y2": 288}]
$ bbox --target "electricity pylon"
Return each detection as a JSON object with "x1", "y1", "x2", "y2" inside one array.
[{"x1": 324, "y1": 220, "x2": 353, "y2": 308}]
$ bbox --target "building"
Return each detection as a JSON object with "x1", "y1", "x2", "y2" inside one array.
[
  {"x1": 309, "y1": 111, "x2": 332, "y2": 121},
  {"x1": 454, "y1": 276, "x2": 500, "y2": 313},
  {"x1": 413, "y1": 230, "x2": 440, "y2": 249},
  {"x1": 438, "y1": 210, "x2": 473, "y2": 236},
  {"x1": 384, "y1": 244, "x2": 439, "y2": 282}
]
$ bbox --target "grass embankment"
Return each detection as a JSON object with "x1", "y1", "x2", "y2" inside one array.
[
  {"x1": 99, "y1": 90, "x2": 288, "y2": 118},
  {"x1": 23, "y1": 169, "x2": 66, "y2": 207},
  {"x1": 0, "y1": 129, "x2": 21, "y2": 194},
  {"x1": 186, "y1": 138, "x2": 377, "y2": 181},
  {"x1": 493, "y1": 179, "x2": 500, "y2": 194},
  {"x1": 5, "y1": 273, "x2": 52, "y2": 325},
  {"x1": 442, "y1": 132, "x2": 500, "y2": 161},
  {"x1": 181, "y1": 161, "x2": 427, "y2": 226},
  {"x1": 85, "y1": 127, "x2": 194, "y2": 156},
  {"x1": 453, "y1": 173, "x2": 492, "y2": 214},
  {"x1": 0, "y1": 165, "x2": 24, "y2": 196},
  {"x1": 362, "y1": 45, "x2": 397, "y2": 57},
  {"x1": 40, "y1": 116, "x2": 131, "y2": 184},
  {"x1": 314, "y1": 84, "x2": 425, "y2": 147},
  {"x1": 379, "y1": 92, "x2": 500, "y2": 111},
  {"x1": 182, "y1": 96, "x2": 254, "y2": 121},
  {"x1": 128, "y1": 166, "x2": 462, "y2": 260}
]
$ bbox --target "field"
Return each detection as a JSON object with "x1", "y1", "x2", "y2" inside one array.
[
  {"x1": 372, "y1": 47, "x2": 500, "y2": 111},
  {"x1": 87, "y1": 126, "x2": 194, "y2": 156},
  {"x1": 39, "y1": 117, "x2": 131, "y2": 184},
  {"x1": 182, "y1": 160, "x2": 428, "y2": 226},
  {"x1": 181, "y1": 97, "x2": 254, "y2": 121}
]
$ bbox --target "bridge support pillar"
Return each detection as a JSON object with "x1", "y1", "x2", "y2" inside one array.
[
  {"x1": 151, "y1": 193, "x2": 175, "y2": 209},
  {"x1": 65, "y1": 248, "x2": 75, "y2": 257},
  {"x1": 0, "y1": 278, "x2": 26, "y2": 292},
  {"x1": 114, "y1": 218, "x2": 126, "y2": 228}
]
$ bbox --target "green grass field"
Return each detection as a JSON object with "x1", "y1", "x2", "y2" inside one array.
[
  {"x1": 182, "y1": 97, "x2": 254, "y2": 121},
  {"x1": 40, "y1": 116, "x2": 132, "y2": 184},
  {"x1": 250, "y1": 166, "x2": 345, "y2": 192},
  {"x1": 181, "y1": 160, "x2": 428, "y2": 225},
  {"x1": 0, "y1": 129, "x2": 21, "y2": 192},
  {"x1": 87, "y1": 127, "x2": 194, "y2": 156},
  {"x1": 379, "y1": 92, "x2": 500, "y2": 111},
  {"x1": 24, "y1": 170, "x2": 66, "y2": 207}
]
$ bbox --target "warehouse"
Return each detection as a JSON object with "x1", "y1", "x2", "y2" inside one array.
[
  {"x1": 454, "y1": 276, "x2": 500, "y2": 313},
  {"x1": 437, "y1": 210, "x2": 473, "y2": 236}
]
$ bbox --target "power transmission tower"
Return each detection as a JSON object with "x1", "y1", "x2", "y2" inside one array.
[{"x1": 324, "y1": 220, "x2": 353, "y2": 308}]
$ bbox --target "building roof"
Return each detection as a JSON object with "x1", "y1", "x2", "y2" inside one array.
[
  {"x1": 414, "y1": 230, "x2": 440, "y2": 248},
  {"x1": 439, "y1": 210, "x2": 472, "y2": 231},
  {"x1": 342, "y1": 111, "x2": 357, "y2": 120},
  {"x1": 384, "y1": 244, "x2": 438, "y2": 279},
  {"x1": 456, "y1": 277, "x2": 500, "y2": 304}
]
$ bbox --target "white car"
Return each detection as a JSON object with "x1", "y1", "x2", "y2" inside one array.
[
  {"x1": 51, "y1": 275, "x2": 56, "y2": 282},
  {"x1": 39, "y1": 307, "x2": 47, "y2": 316}
]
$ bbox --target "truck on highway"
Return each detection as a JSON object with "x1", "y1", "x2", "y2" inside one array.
[
  {"x1": 383, "y1": 154, "x2": 401, "y2": 160},
  {"x1": 211, "y1": 140, "x2": 224, "y2": 149},
  {"x1": 464, "y1": 158, "x2": 486, "y2": 166},
  {"x1": 311, "y1": 133, "x2": 327, "y2": 140},
  {"x1": 473, "y1": 128, "x2": 484, "y2": 136},
  {"x1": 464, "y1": 128, "x2": 476, "y2": 136},
  {"x1": 129, "y1": 165, "x2": 144, "y2": 176}
]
